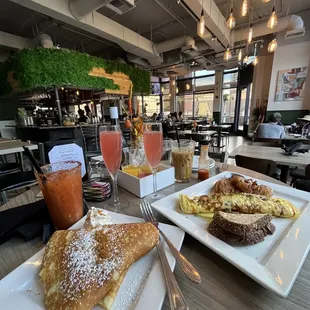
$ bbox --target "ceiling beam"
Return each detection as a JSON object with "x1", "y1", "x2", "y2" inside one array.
[
  {"x1": 181, "y1": 0, "x2": 231, "y2": 51},
  {"x1": 0, "y1": 30, "x2": 32, "y2": 50}
]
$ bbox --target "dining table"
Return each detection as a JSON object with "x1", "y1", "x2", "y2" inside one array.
[
  {"x1": 1, "y1": 163, "x2": 309, "y2": 310},
  {"x1": 0, "y1": 139, "x2": 38, "y2": 171},
  {"x1": 200, "y1": 124, "x2": 231, "y2": 148},
  {"x1": 229, "y1": 144, "x2": 310, "y2": 182}
]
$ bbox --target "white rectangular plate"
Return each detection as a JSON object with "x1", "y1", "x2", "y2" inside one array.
[
  {"x1": 0, "y1": 211, "x2": 185, "y2": 310},
  {"x1": 152, "y1": 172, "x2": 310, "y2": 297}
]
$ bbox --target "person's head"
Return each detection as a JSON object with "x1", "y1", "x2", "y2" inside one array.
[
  {"x1": 153, "y1": 113, "x2": 157, "y2": 117},
  {"x1": 268, "y1": 112, "x2": 282, "y2": 123},
  {"x1": 178, "y1": 112, "x2": 183, "y2": 117},
  {"x1": 78, "y1": 109, "x2": 84, "y2": 116}
]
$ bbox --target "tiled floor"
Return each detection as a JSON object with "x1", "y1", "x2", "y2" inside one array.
[{"x1": 212, "y1": 135, "x2": 251, "y2": 165}]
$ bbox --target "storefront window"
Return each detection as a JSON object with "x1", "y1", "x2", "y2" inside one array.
[
  {"x1": 195, "y1": 70, "x2": 215, "y2": 77},
  {"x1": 195, "y1": 75, "x2": 215, "y2": 89},
  {"x1": 223, "y1": 71, "x2": 238, "y2": 89},
  {"x1": 137, "y1": 95, "x2": 160, "y2": 116},
  {"x1": 194, "y1": 93, "x2": 214, "y2": 118},
  {"x1": 177, "y1": 94, "x2": 193, "y2": 117},
  {"x1": 221, "y1": 88, "x2": 236, "y2": 123}
]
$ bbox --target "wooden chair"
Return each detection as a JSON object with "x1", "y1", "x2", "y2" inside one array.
[{"x1": 235, "y1": 155, "x2": 277, "y2": 177}]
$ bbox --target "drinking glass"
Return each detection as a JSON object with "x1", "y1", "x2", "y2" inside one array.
[
  {"x1": 99, "y1": 125, "x2": 128, "y2": 211},
  {"x1": 143, "y1": 122, "x2": 164, "y2": 201},
  {"x1": 171, "y1": 140, "x2": 195, "y2": 183},
  {"x1": 35, "y1": 161, "x2": 83, "y2": 230}
]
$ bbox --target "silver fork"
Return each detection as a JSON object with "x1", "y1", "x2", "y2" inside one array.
[
  {"x1": 141, "y1": 200, "x2": 201, "y2": 284},
  {"x1": 140, "y1": 203, "x2": 189, "y2": 310}
]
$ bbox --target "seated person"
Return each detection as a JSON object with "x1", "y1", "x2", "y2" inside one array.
[
  {"x1": 256, "y1": 113, "x2": 285, "y2": 139},
  {"x1": 78, "y1": 109, "x2": 87, "y2": 123}
]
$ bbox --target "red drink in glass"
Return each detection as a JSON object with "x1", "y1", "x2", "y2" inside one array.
[
  {"x1": 143, "y1": 131, "x2": 163, "y2": 169},
  {"x1": 100, "y1": 131, "x2": 122, "y2": 174}
]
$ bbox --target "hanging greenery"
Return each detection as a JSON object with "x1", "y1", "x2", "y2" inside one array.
[{"x1": 0, "y1": 47, "x2": 150, "y2": 95}]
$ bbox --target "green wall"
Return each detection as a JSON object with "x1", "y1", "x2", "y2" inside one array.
[{"x1": 266, "y1": 110, "x2": 309, "y2": 125}]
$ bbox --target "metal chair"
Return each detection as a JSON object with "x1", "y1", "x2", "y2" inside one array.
[
  {"x1": 0, "y1": 170, "x2": 37, "y2": 204},
  {"x1": 235, "y1": 155, "x2": 277, "y2": 177},
  {"x1": 79, "y1": 125, "x2": 101, "y2": 159},
  {"x1": 0, "y1": 163, "x2": 21, "y2": 175},
  {"x1": 290, "y1": 164, "x2": 310, "y2": 187},
  {"x1": 296, "y1": 179, "x2": 310, "y2": 192}
]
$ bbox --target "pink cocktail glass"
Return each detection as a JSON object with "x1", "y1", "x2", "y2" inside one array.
[{"x1": 143, "y1": 123, "x2": 164, "y2": 201}]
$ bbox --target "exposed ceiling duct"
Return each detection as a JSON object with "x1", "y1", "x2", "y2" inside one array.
[
  {"x1": 285, "y1": 15, "x2": 305, "y2": 39},
  {"x1": 69, "y1": 0, "x2": 109, "y2": 20},
  {"x1": 31, "y1": 33, "x2": 54, "y2": 48},
  {"x1": 10, "y1": 0, "x2": 162, "y2": 66},
  {"x1": 231, "y1": 14, "x2": 305, "y2": 43},
  {"x1": 69, "y1": 0, "x2": 135, "y2": 19}
]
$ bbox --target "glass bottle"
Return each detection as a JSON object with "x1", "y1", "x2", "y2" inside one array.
[{"x1": 198, "y1": 145, "x2": 210, "y2": 181}]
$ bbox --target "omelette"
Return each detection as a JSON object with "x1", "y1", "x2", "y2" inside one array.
[{"x1": 179, "y1": 193, "x2": 300, "y2": 218}]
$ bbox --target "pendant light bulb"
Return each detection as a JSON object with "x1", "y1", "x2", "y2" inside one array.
[
  {"x1": 176, "y1": 87, "x2": 179, "y2": 94},
  {"x1": 268, "y1": 38, "x2": 278, "y2": 53},
  {"x1": 241, "y1": 0, "x2": 248, "y2": 17},
  {"x1": 172, "y1": 79, "x2": 175, "y2": 86},
  {"x1": 197, "y1": 9, "x2": 205, "y2": 36},
  {"x1": 161, "y1": 86, "x2": 164, "y2": 93},
  {"x1": 243, "y1": 55, "x2": 249, "y2": 63},
  {"x1": 253, "y1": 56, "x2": 258, "y2": 66},
  {"x1": 224, "y1": 47, "x2": 232, "y2": 61},
  {"x1": 76, "y1": 90, "x2": 79, "y2": 96},
  {"x1": 186, "y1": 83, "x2": 191, "y2": 91},
  {"x1": 262, "y1": 0, "x2": 270, "y2": 2},
  {"x1": 267, "y1": 7, "x2": 278, "y2": 29},
  {"x1": 248, "y1": 24, "x2": 253, "y2": 43},
  {"x1": 238, "y1": 49, "x2": 243, "y2": 62},
  {"x1": 226, "y1": 9, "x2": 236, "y2": 29}
]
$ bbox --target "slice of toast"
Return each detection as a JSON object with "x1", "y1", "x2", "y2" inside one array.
[
  {"x1": 213, "y1": 211, "x2": 273, "y2": 236},
  {"x1": 208, "y1": 220, "x2": 275, "y2": 245},
  {"x1": 40, "y1": 223, "x2": 159, "y2": 310}
]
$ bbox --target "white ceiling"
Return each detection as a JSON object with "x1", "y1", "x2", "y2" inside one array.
[{"x1": 0, "y1": 0, "x2": 309, "y2": 69}]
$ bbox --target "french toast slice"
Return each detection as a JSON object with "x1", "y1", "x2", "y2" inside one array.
[{"x1": 40, "y1": 223, "x2": 159, "y2": 310}]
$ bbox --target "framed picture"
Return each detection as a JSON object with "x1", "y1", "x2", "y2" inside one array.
[{"x1": 275, "y1": 67, "x2": 308, "y2": 101}]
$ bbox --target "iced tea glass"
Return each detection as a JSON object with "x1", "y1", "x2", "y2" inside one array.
[{"x1": 171, "y1": 140, "x2": 195, "y2": 183}]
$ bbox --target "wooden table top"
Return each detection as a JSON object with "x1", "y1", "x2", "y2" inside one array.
[
  {"x1": 167, "y1": 130, "x2": 217, "y2": 136},
  {"x1": 229, "y1": 144, "x2": 310, "y2": 167},
  {"x1": 1, "y1": 164, "x2": 309, "y2": 310},
  {"x1": 0, "y1": 140, "x2": 38, "y2": 156},
  {"x1": 282, "y1": 134, "x2": 309, "y2": 141}
]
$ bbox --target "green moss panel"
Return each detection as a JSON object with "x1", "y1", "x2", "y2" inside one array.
[{"x1": 0, "y1": 48, "x2": 150, "y2": 95}]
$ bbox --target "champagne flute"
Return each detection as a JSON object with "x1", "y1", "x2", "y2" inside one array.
[
  {"x1": 143, "y1": 123, "x2": 164, "y2": 201},
  {"x1": 99, "y1": 125, "x2": 128, "y2": 211}
]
